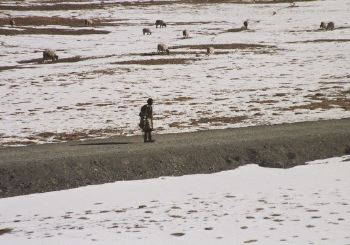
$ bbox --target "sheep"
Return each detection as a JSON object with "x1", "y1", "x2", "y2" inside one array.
[
  {"x1": 84, "y1": 19, "x2": 94, "y2": 27},
  {"x1": 143, "y1": 28, "x2": 152, "y2": 35},
  {"x1": 206, "y1": 47, "x2": 215, "y2": 55},
  {"x1": 182, "y1": 29, "x2": 189, "y2": 38},
  {"x1": 320, "y1": 21, "x2": 335, "y2": 30},
  {"x1": 326, "y1": 21, "x2": 335, "y2": 30},
  {"x1": 242, "y1": 20, "x2": 248, "y2": 30},
  {"x1": 320, "y1": 21, "x2": 327, "y2": 29},
  {"x1": 10, "y1": 19, "x2": 16, "y2": 27},
  {"x1": 43, "y1": 49, "x2": 58, "y2": 62},
  {"x1": 157, "y1": 43, "x2": 170, "y2": 55},
  {"x1": 155, "y1": 19, "x2": 166, "y2": 28}
]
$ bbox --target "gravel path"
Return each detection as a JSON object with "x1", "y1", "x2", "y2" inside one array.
[{"x1": 1, "y1": 118, "x2": 350, "y2": 198}]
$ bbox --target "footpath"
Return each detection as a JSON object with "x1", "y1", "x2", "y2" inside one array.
[{"x1": 1, "y1": 118, "x2": 350, "y2": 198}]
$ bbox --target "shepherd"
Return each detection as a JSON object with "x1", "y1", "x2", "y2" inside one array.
[{"x1": 139, "y1": 98, "x2": 155, "y2": 143}]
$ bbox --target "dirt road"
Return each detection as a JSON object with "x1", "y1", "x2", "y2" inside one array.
[{"x1": 1, "y1": 118, "x2": 350, "y2": 198}]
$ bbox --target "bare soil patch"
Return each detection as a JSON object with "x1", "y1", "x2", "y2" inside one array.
[
  {"x1": 18, "y1": 56, "x2": 87, "y2": 64},
  {"x1": 131, "y1": 50, "x2": 230, "y2": 56},
  {"x1": 0, "y1": 16, "x2": 130, "y2": 27},
  {"x1": 288, "y1": 39, "x2": 350, "y2": 44},
  {"x1": 18, "y1": 54, "x2": 116, "y2": 65},
  {"x1": 171, "y1": 43, "x2": 274, "y2": 50},
  {"x1": 0, "y1": 65, "x2": 36, "y2": 72},
  {"x1": 190, "y1": 116, "x2": 248, "y2": 125},
  {"x1": 226, "y1": 27, "x2": 248, "y2": 33},
  {"x1": 0, "y1": 16, "x2": 125, "y2": 27},
  {"x1": 282, "y1": 94, "x2": 350, "y2": 111},
  {"x1": 0, "y1": 3, "x2": 106, "y2": 11},
  {"x1": 112, "y1": 58, "x2": 197, "y2": 65},
  {"x1": 0, "y1": 27, "x2": 109, "y2": 36},
  {"x1": 36, "y1": 128, "x2": 121, "y2": 142},
  {"x1": 0, "y1": 0, "x2": 316, "y2": 12}
]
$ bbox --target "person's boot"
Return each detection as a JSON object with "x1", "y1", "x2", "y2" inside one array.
[{"x1": 148, "y1": 133, "x2": 155, "y2": 143}]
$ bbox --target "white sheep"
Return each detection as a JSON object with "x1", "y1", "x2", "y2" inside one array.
[
  {"x1": 206, "y1": 47, "x2": 215, "y2": 55},
  {"x1": 10, "y1": 19, "x2": 16, "y2": 27},
  {"x1": 84, "y1": 19, "x2": 94, "y2": 27},
  {"x1": 43, "y1": 49, "x2": 58, "y2": 62},
  {"x1": 157, "y1": 43, "x2": 170, "y2": 55}
]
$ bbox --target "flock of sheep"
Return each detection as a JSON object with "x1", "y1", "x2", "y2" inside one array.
[
  {"x1": 152, "y1": 20, "x2": 248, "y2": 56},
  {"x1": 6, "y1": 16, "x2": 336, "y2": 62}
]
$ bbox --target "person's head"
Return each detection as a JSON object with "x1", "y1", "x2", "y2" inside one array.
[{"x1": 147, "y1": 98, "x2": 153, "y2": 105}]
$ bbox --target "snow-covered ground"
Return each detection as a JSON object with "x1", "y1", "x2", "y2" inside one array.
[
  {"x1": 0, "y1": 156, "x2": 349, "y2": 244},
  {"x1": 1, "y1": 0, "x2": 350, "y2": 146}
]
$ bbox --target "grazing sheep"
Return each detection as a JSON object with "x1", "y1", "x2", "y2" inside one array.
[
  {"x1": 206, "y1": 47, "x2": 215, "y2": 55},
  {"x1": 84, "y1": 19, "x2": 94, "y2": 27},
  {"x1": 320, "y1": 21, "x2": 335, "y2": 30},
  {"x1": 320, "y1": 21, "x2": 327, "y2": 29},
  {"x1": 43, "y1": 49, "x2": 58, "y2": 62},
  {"x1": 143, "y1": 28, "x2": 152, "y2": 35},
  {"x1": 10, "y1": 19, "x2": 15, "y2": 27},
  {"x1": 242, "y1": 20, "x2": 248, "y2": 30},
  {"x1": 157, "y1": 43, "x2": 170, "y2": 55},
  {"x1": 155, "y1": 19, "x2": 166, "y2": 28},
  {"x1": 182, "y1": 29, "x2": 189, "y2": 38},
  {"x1": 326, "y1": 21, "x2": 335, "y2": 30}
]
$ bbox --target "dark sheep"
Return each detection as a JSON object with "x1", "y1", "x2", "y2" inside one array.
[
  {"x1": 320, "y1": 21, "x2": 335, "y2": 30},
  {"x1": 43, "y1": 49, "x2": 58, "y2": 62},
  {"x1": 143, "y1": 28, "x2": 152, "y2": 35},
  {"x1": 182, "y1": 29, "x2": 189, "y2": 38},
  {"x1": 326, "y1": 22, "x2": 335, "y2": 30},
  {"x1": 155, "y1": 20, "x2": 166, "y2": 28},
  {"x1": 243, "y1": 20, "x2": 248, "y2": 30}
]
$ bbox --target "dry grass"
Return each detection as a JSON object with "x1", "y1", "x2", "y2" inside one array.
[
  {"x1": 0, "y1": 65, "x2": 35, "y2": 72},
  {"x1": 190, "y1": 116, "x2": 248, "y2": 125},
  {"x1": 0, "y1": 16, "x2": 132, "y2": 27},
  {"x1": 36, "y1": 128, "x2": 121, "y2": 142},
  {"x1": 171, "y1": 43, "x2": 274, "y2": 50},
  {"x1": 283, "y1": 97, "x2": 350, "y2": 111},
  {"x1": 0, "y1": 0, "x2": 314, "y2": 12},
  {"x1": 18, "y1": 56, "x2": 86, "y2": 64},
  {"x1": 251, "y1": 100, "x2": 278, "y2": 104},
  {"x1": 288, "y1": 39, "x2": 350, "y2": 44},
  {"x1": 0, "y1": 27, "x2": 109, "y2": 36},
  {"x1": 112, "y1": 58, "x2": 196, "y2": 65},
  {"x1": 173, "y1": 96, "x2": 194, "y2": 102}
]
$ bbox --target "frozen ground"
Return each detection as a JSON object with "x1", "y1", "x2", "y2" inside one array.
[
  {"x1": 0, "y1": 155, "x2": 349, "y2": 244},
  {"x1": 0, "y1": 0, "x2": 350, "y2": 146}
]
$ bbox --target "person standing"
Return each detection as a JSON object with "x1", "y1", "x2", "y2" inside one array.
[{"x1": 139, "y1": 98, "x2": 154, "y2": 143}]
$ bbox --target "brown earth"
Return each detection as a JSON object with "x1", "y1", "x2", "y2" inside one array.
[
  {"x1": 0, "y1": 16, "x2": 132, "y2": 27},
  {"x1": 0, "y1": 0, "x2": 316, "y2": 12},
  {"x1": 0, "y1": 27, "x2": 110, "y2": 35},
  {"x1": 287, "y1": 39, "x2": 350, "y2": 44},
  {"x1": 171, "y1": 43, "x2": 275, "y2": 50},
  {"x1": 1, "y1": 118, "x2": 350, "y2": 198},
  {"x1": 112, "y1": 58, "x2": 197, "y2": 65}
]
